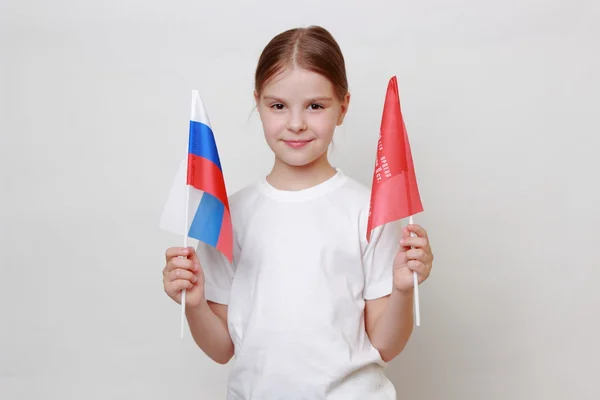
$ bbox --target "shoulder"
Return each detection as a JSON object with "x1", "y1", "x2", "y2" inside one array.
[
  {"x1": 339, "y1": 173, "x2": 371, "y2": 199},
  {"x1": 228, "y1": 181, "x2": 260, "y2": 208},
  {"x1": 334, "y1": 171, "x2": 372, "y2": 213},
  {"x1": 320, "y1": 171, "x2": 375, "y2": 242},
  {"x1": 226, "y1": 180, "x2": 263, "y2": 224}
]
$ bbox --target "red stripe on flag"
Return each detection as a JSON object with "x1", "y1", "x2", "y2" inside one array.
[
  {"x1": 216, "y1": 207, "x2": 233, "y2": 263},
  {"x1": 187, "y1": 154, "x2": 230, "y2": 211}
]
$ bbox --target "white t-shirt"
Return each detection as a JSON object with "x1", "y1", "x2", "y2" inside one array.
[{"x1": 197, "y1": 168, "x2": 402, "y2": 400}]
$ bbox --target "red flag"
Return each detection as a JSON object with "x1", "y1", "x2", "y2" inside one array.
[{"x1": 367, "y1": 76, "x2": 423, "y2": 241}]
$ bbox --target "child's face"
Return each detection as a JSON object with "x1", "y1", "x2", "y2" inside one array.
[{"x1": 255, "y1": 66, "x2": 349, "y2": 168}]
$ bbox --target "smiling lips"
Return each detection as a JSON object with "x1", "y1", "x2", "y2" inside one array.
[{"x1": 283, "y1": 139, "x2": 313, "y2": 149}]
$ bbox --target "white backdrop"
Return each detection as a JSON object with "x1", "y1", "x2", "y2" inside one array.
[{"x1": 1, "y1": 1, "x2": 599, "y2": 399}]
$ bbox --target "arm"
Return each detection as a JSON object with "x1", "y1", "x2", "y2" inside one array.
[
  {"x1": 186, "y1": 301, "x2": 234, "y2": 364},
  {"x1": 365, "y1": 223, "x2": 433, "y2": 363},
  {"x1": 163, "y1": 246, "x2": 234, "y2": 365},
  {"x1": 365, "y1": 290, "x2": 413, "y2": 362}
]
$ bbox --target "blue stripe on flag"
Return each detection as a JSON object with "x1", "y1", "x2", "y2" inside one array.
[
  {"x1": 189, "y1": 121, "x2": 222, "y2": 170},
  {"x1": 188, "y1": 192, "x2": 224, "y2": 247}
]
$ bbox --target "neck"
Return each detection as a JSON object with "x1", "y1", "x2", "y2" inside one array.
[{"x1": 266, "y1": 154, "x2": 336, "y2": 191}]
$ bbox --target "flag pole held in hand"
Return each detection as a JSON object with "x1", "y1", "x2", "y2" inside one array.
[
  {"x1": 367, "y1": 76, "x2": 424, "y2": 326},
  {"x1": 409, "y1": 215, "x2": 420, "y2": 326}
]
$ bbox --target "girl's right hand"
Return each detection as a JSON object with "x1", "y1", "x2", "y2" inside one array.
[{"x1": 162, "y1": 246, "x2": 205, "y2": 309}]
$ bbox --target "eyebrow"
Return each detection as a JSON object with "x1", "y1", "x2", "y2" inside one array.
[{"x1": 262, "y1": 96, "x2": 333, "y2": 102}]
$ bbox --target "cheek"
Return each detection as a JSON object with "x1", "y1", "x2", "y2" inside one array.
[
  {"x1": 311, "y1": 114, "x2": 338, "y2": 138},
  {"x1": 260, "y1": 116, "x2": 283, "y2": 140}
]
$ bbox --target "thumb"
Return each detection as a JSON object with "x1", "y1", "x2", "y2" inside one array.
[
  {"x1": 399, "y1": 226, "x2": 411, "y2": 252},
  {"x1": 186, "y1": 246, "x2": 202, "y2": 269}
]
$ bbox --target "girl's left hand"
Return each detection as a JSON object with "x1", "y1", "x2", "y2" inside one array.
[{"x1": 392, "y1": 224, "x2": 434, "y2": 293}]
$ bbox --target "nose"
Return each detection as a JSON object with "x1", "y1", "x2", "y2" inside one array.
[{"x1": 286, "y1": 110, "x2": 307, "y2": 134}]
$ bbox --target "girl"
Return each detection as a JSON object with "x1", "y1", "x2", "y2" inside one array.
[{"x1": 162, "y1": 25, "x2": 434, "y2": 400}]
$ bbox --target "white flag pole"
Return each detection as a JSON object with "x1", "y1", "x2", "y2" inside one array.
[
  {"x1": 181, "y1": 183, "x2": 190, "y2": 338},
  {"x1": 408, "y1": 215, "x2": 420, "y2": 327}
]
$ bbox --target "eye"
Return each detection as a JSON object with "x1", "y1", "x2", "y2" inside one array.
[
  {"x1": 271, "y1": 103, "x2": 285, "y2": 110},
  {"x1": 309, "y1": 104, "x2": 324, "y2": 110}
]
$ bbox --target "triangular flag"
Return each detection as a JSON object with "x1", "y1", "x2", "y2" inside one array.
[
  {"x1": 367, "y1": 76, "x2": 423, "y2": 241},
  {"x1": 160, "y1": 90, "x2": 233, "y2": 263}
]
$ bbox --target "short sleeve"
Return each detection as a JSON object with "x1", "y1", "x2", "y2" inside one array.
[
  {"x1": 361, "y1": 219, "x2": 402, "y2": 300},
  {"x1": 195, "y1": 238, "x2": 238, "y2": 305}
]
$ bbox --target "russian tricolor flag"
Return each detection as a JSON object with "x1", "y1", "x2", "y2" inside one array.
[{"x1": 160, "y1": 90, "x2": 233, "y2": 263}]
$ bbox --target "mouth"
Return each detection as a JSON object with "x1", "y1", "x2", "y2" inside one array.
[{"x1": 283, "y1": 139, "x2": 314, "y2": 149}]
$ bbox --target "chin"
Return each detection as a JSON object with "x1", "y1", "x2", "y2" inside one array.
[
  {"x1": 276, "y1": 155, "x2": 319, "y2": 167},
  {"x1": 274, "y1": 148, "x2": 326, "y2": 167}
]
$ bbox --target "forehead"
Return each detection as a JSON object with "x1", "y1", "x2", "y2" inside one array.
[{"x1": 262, "y1": 66, "x2": 335, "y2": 99}]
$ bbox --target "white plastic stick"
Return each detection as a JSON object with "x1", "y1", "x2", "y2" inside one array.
[
  {"x1": 409, "y1": 215, "x2": 420, "y2": 327},
  {"x1": 181, "y1": 184, "x2": 190, "y2": 338}
]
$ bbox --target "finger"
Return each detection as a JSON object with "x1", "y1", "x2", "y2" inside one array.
[
  {"x1": 406, "y1": 248, "x2": 427, "y2": 261},
  {"x1": 400, "y1": 236, "x2": 428, "y2": 249},
  {"x1": 407, "y1": 224, "x2": 429, "y2": 239},
  {"x1": 165, "y1": 247, "x2": 191, "y2": 261},
  {"x1": 168, "y1": 268, "x2": 198, "y2": 284},
  {"x1": 406, "y1": 260, "x2": 428, "y2": 276},
  {"x1": 165, "y1": 256, "x2": 197, "y2": 273},
  {"x1": 167, "y1": 279, "x2": 194, "y2": 295},
  {"x1": 186, "y1": 247, "x2": 201, "y2": 268}
]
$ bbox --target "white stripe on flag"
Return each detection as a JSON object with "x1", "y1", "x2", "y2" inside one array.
[{"x1": 159, "y1": 157, "x2": 204, "y2": 239}]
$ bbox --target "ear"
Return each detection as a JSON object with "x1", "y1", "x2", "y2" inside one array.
[
  {"x1": 336, "y1": 92, "x2": 351, "y2": 126},
  {"x1": 253, "y1": 90, "x2": 262, "y2": 117},
  {"x1": 255, "y1": 90, "x2": 264, "y2": 115}
]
